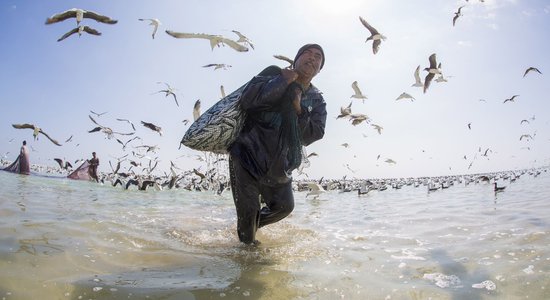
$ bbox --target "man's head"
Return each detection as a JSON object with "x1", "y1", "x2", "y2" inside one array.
[
  {"x1": 293, "y1": 43, "x2": 325, "y2": 81},
  {"x1": 92, "y1": 152, "x2": 96, "y2": 157},
  {"x1": 22, "y1": 140, "x2": 26, "y2": 146}
]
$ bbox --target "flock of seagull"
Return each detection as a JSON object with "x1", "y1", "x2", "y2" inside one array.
[{"x1": 5, "y1": 3, "x2": 547, "y2": 194}]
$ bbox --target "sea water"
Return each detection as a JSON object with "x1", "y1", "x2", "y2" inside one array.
[{"x1": 0, "y1": 170, "x2": 548, "y2": 300}]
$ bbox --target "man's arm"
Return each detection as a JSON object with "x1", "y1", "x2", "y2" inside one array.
[
  {"x1": 240, "y1": 68, "x2": 298, "y2": 113},
  {"x1": 298, "y1": 99, "x2": 327, "y2": 146}
]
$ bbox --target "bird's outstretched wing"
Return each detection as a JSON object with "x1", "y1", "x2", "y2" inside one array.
[
  {"x1": 83, "y1": 10, "x2": 118, "y2": 24},
  {"x1": 45, "y1": 9, "x2": 77, "y2": 24},
  {"x1": 40, "y1": 130, "x2": 62, "y2": 146},
  {"x1": 57, "y1": 27, "x2": 79, "y2": 42},
  {"x1": 359, "y1": 16, "x2": 377, "y2": 35},
  {"x1": 273, "y1": 54, "x2": 294, "y2": 65}
]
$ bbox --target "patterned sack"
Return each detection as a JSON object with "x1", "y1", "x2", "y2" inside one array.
[
  {"x1": 180, "y1": 84, "x2": 248, "y2": 154},
  {"x1": 180, "y1": 65, "x2": 282, "y2": 154}
]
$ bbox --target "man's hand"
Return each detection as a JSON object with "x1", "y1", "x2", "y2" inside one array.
[{"x1": 281, "y1": 68, "x2": 299, "y2": 84}]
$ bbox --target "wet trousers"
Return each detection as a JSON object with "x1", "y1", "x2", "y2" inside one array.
[{"x1": 229, "y1": 156, "x2": 295, "y2": 244}]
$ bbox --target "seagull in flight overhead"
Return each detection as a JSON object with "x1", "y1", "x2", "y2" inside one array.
[
  {"x1": 371, "y1": 124, "x2": 383, "y2": 135},
  {"x1": 88, "y1": 115, "x2": 134, "y2": 139},
  {"x1": 57, "y1": 25, "x2": 101, "y2": 42},
  {"x1": 523, "y1": 67, "x2": 542, "y2": 77},
  {"x1": 423, "y1": 53, "x2": 441, "y2": 93},
  {"x1": 359, "y1": 16, "x2": 386, "y2": 54},
  {"x1": 54, "y1": 158, "x2": 72, "y2": 170},
  {"x1": 154, "y1": 82, "x2": 179, "y2": 106},
  {"x1": 273, "y1": 54, "x2": 294, "y2": 67},
  {"x1": 351, "y1": 81, "x2": 367, "y2": 102},
  {"x1": 231, "y1": 30, "x2": 255, "y2": 49},
  {"x1": 395, "y1": 92, "x2": 415, "y2": 101},
  {"x1": 337, "y1": 102, "x2": 353, "y2": 119},
  {"x1": 165, "y1": 30, "x2": 249, "y2": 52},
  {"x1": 90, "y1": 110, "x2": 107, "y2": 117},
  {"x1": 202, "y1": 63, "x2": 232, "y2": 70},
  {"x1": 453, "y1": 6, "x2": 465, "y2": 26},
  {"x1": 503, "y1": 95, "x2": 519, "y2": 103},
  {"x1": 193, "y1": 99, "x2": 201, "y2": 121},
  {"x1": 349, "y1": 113, "x2": 369, "y2": 126},
  {"x1": 116, "y1": 118, "x2": 136, "y2": 131},
  {"x1": 11, "y1": 123, "x2": 62, "y2": 146},
  {"x1": 45, "y1": 8, "x2": 118, "y2": 25},
  {"x1": 141, "y1": 121, "x2": 163, "y2": 136},
  {"x1": 412, "y1": 65, "x2": 424, "y2": 87},
  {"x1": 138, "y1": 18, "x2": 161, "y2": 39}
]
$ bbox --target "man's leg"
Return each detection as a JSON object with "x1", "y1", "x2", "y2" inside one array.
[
  {"x1": 258, "y1": 181, "x2": 295, "y2": 228},
  {"x1": 229, "y1": 156, "x2": 261, "y2": 244}
]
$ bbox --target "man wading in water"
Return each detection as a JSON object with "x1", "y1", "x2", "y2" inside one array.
[{"x1": 229, "y1": 44, "x2": 327, "y2": 244}]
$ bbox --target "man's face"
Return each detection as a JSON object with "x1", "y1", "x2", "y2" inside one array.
[{"x1": 295, "y1": 48, "x2": 323, "y2": 79}]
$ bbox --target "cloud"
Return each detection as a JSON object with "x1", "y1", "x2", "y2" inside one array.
[{"x1": 457, "y1": 40, "x2": 473, "y2": 47}]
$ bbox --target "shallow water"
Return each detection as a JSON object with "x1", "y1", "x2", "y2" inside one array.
[{"x1": 0, "y1": 170, "x2": 549, "y2": 300}]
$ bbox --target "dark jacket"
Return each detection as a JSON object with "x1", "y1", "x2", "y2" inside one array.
[{"x1": 230, "y1": 66, "x2": 327, "y2": 184}]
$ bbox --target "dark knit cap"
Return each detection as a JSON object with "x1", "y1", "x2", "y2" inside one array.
[{"x1": 293, "y1": 43, "x2": 325, "y2": 70}]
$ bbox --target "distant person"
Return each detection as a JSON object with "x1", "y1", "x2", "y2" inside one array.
[
  {"x1": 228, "y1": 44, "x2": 327, "y2": 244},
  {"x1": 2, "y1": 140, "x2": 30, "y2": 175},
  {"x1": 88, "y1": 152, "x2": 99, "y2": 182}
]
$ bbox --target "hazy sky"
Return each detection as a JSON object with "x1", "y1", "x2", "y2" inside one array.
[{"x1": 1, "y1": 0, "x2": 549, "y2": 179}]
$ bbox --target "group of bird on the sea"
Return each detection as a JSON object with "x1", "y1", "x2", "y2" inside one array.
[{"x1": 3, "y1": 4, "x2": 545, "y2": 195}]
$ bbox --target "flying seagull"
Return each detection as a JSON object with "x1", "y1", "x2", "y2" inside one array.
[
  {"x1": 396, "y1": 92, "x2": 415, "y2": 101},
  {"x1": 371, "y1": 124, "x2": 383, "y2": 134},
  {"x1": 88, "y1": 115, "x2": 134, "y2": 139},
  {"x1": 54, "y1": 158, "x2": 73, "y2": 170},
  {"x1": 220, "y1": 85, "x2": 226, "y2": 98},
  {"x1": 202, "y1": 63, "x2": 232, "y2": 70},
  {"x1": 273, "y1": 54, "x2": 294, "y2": 67},
  {"x1": 412, "y1": 65, "x2": 424, "y2": 87},
  {"x1": 503, "y1": 95, "x2": 519, "y2": 103},
  {"x1": 141, "y1": 121, "x2": 163, "y2": 136},
  {"x1": 193, "y1": 99, "x2": 201, "y2": 121},
  {"x1": 453, "y1": 6, "x2": 465, "y2": 26},
  {"x1": 231, "y1": 30, "x2": 255, "y2": 49},
  {"x1": 45, "y1": 8, "x2": 118, "y2": 25},
  {"x1": 153, "y1": 82, "x2": 179, "y2": 107},
  {"x1": 351, "y1": 81, "x2": 367, "y2": 102},
  {"x1": 337, "y1": 102, "x2": 352, "y2": 119},
  {"x1": 90, "y1": 110, "x2": 107, "y2": 117},
  {"x1": 523, "y1": 67, "x2": 542, "y2": 77},
  {"x1": 11, "y1": 123, "x2": 62, "y2": 146},
  {"x1": 138, "y1": 18, "x2": 161, "y2": 39},
  {"x1": 116, "y1": 118, "x2": 136, "y2": 131},
  {"x1": 359, "y1": 16, "x2": 386, "y2": 54},
  {"x1": 57, "y1": 25, "x2": 101, "y2": 42},
  {"x1": 349, "y1": 113, "x2": 369, "y2": 126},
  {"x1": 165, "y1": 30, "x2": 249, "y2": 52},
  {"x1": 423, "y1": 53, "x2": 441, "y2": 93}
]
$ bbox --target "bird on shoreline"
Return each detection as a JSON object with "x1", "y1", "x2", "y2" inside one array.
[
  {"x1": 11, "y1": 123, "x2": 62, "y2": 146},
  {"x1": 359, "y1": 16, "x2": 386, "y2": 54},
  {"x1": 138, "y1": 18, "x2": 161, "y2": 39},
  {"x1": 57, "y1": 25, "x2": 101, "y2": 42},
  {"x1": 45, "y1": 8, "x2": 118, "y2": 25},
  {"x1": 165, "y1": 30, "x2": 249, "y2": 52}
]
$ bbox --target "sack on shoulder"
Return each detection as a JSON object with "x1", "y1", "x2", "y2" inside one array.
[{"x1": 180, "y1": 65, "x2": 281, "y2": 153}]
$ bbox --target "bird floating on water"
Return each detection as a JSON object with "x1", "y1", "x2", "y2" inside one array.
[
  {"x1": 359, "y1": 16, "x2": 386, "y2": 54},
  {"x1": 45, "y1": 8, "x2": 118, "y2": 25}
]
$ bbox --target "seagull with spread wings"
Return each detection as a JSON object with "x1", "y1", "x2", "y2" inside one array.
[
  {"x1": 45, "y1": 8, "x2": 118, "y2": 25},
  {"x1": 453, "y1": 6, "x2": 465, "y2": 26},
  {"x1": 57, "y1": 25, "x2": 101, "y2": 42},
  {"x1": 231, "y1": 30, "x2": 254, "y2": 49},
  {"x1": 153, "y1": 82, "x2": 179, "y2": 107},
  {"x1": 412, "y1": 65, "x2": 424, "y2": 87},
  {"x1": 423, "y1": 53, "x2": 441, "y2": 93},
  {"x1": 359, "y1": 16, "x2": 386, "y2": 54},
  {"x1": 503, "y1": 95, "x2": 519, "y2": 103},
  {"x1": 165, "y1": 30, "x2": 249, "y2": 52},
  {"x1": 337, "y1": 102, "x2": 352, "y2": 119},
  {"x1": 141, "y1": 121, "x2": 163, "y2": 136},
  {"x1": 88, "y1": 115, "x2": 134, "y2": 139},
  {"x1": 12, "y1": 123, "x2": 62, "y2": 146},
  {"x1": 523, "y1": 67, "x2": 542, "y2": 77},
  {"x1": 138, "y1": 18, "x2": 161, "y2": 39},
  {"x1": 273, "y1": 54, "x2": 294, "y2": 67},
  {"x1": 351, "y1": 81, "x2": 367, "y2": 102},
  {"x1": 193, "y1": 99, "x2": 201, "y2": 121},
  {"x1": 396, "y1": 92, "x2": 415, "y2": 101},
  {"x1": 202, "y1": 63, "x2": 232, "y2": 70}
]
